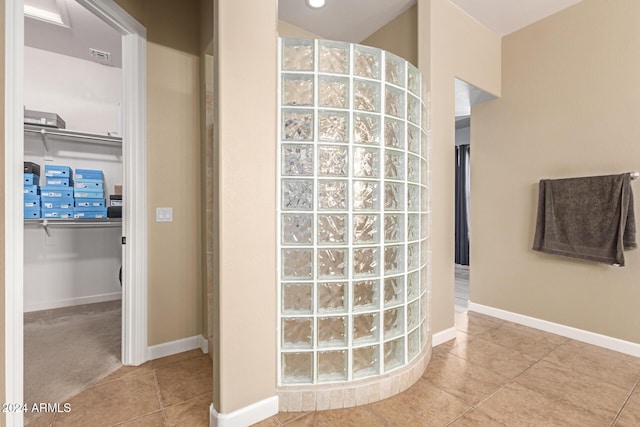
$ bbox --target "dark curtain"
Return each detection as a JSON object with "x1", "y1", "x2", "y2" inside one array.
[{"x1": 455, "y1": 144, "x2": 470, "y2": 265}]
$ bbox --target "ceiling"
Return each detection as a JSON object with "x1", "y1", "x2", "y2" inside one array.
[
  {"x1": 279, "y1": 0, "x2": 583, "y2": 42},
  {"x1": 25, "y1": 0, "x2": 122, "y2": 68}
]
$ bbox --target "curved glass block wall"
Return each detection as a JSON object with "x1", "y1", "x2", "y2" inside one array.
[{"x1": 278, "y1": 38, "x2": 430, "y2": 388}]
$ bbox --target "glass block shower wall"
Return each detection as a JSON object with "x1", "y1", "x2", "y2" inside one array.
[{"x1": 278, "y1": 38, "x2": 430, "y2": 386}]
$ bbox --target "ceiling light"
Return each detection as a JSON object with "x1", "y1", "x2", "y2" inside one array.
[{"x1": 306, "y1": 0, "x2": 325, "y2": 9}]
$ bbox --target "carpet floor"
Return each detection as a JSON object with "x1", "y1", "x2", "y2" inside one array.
[{"x1": 24, "y1": 300, "x2": 122, "y2": 423}]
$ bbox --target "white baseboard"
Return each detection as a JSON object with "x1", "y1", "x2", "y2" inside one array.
[
  {"x1": 24, "y1": 292, "x2": 122, "y2": 313},
  {"x1": 432, "y1": 326, "x2": 457, "y2": 346},
  {"x1": 210, "y1": 396, "x2": 278, "y2": 427},
  {"x1": 468, "y1": 302, "x2": 640, "y2": 357},
  {"x1": 147, "y1": 335, "x2": 210, "y2": 360}
]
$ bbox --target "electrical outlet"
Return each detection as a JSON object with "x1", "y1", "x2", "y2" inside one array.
[{"x1": 156, "y1": 207, "x2": 173, "y2": 222}]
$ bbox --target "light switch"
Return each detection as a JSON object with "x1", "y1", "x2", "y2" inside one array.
[{"x1": 156, "y1": 207, "x2": 173, "y2": 222}]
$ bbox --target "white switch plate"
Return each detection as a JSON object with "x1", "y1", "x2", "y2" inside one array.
[{"x1": 156, "y1": 207, "x2": 173, "y2": 222}]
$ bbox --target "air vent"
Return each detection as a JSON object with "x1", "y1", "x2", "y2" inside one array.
[{"x1": 89, "y1": 48, "x2": 111, "y2": 62}]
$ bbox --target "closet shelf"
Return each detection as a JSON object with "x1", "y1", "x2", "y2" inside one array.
[
  {"x1": 24, "y1": 125, "x2": 122, "y2": 148},
  {"x1": 24, "y1": 218, "x2": 122, "y2": 229}
]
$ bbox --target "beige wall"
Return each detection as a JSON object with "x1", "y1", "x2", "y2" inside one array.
[
  {"x1": 361, "y1": 5, "x2": 418, "y2": 66},
  {"x1": 0, "y1": 1, "x2": 5, "y2": 424},
  {"x1": 114, "y1": 0, "x2": 203, "y2": 346},
  {"x1": 278, "y1": 20, "x2": 321, "y2": 39},
  {"x1": 213, "y1": 0, "x2": 277, "y2": 414},
  {"x1": 472, "y1": 0, "x2": 640, "y2": 343},
  {"x1": 418, "y1": 0, "x2": 501, "y2": 334}
]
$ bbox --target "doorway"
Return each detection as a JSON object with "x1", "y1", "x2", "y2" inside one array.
[{"x1": 4, "y1": 1, "x2": 147, "y2": 425}]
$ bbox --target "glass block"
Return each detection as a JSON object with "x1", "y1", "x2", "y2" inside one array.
[
  {"x1": 282, "y1": 248, "x2": 313, "y2": 279},
  {"x1": 353, "y1": 80, "x2": 380, "y2": 113},
  {"x1": 384, "y1": 150, "x2": 404, "y2": 180},
  {"x1": 408, "y1": 328, "x2": 420, "y2": 360},
  {"x1": 353, "y1": 313, "x2": 379, "y2": 344},
  {"x1": 318, "y1": 145, "x2": 348, "y2": 177},
  {"x1": 421, "y1": 186, "x2": 429, "y2": 211},
  {"x1": 282, "y1": 179, "x2": 313, "y2": 211},
  {"x1": 421, "y1": 292, "x2": 428, "y2": 322},
  {"x1": 352, "y1": 345, "x2": 379, "y2": 379},
  {"x1": 385, "y1": 85, "x2": 405, "y2": 119},
  {"x1": 318, "y1": 180, "x2": 347, "y2": 210},
  {"x1": 407, "y1": 271, "x2": 419, "y2": 301},
  {"x1": 421, "y1": 132, "x2": 428, "y2": 161},
  {"x1": 282, "y1": 283, "x2": 313, "y2": 314},
  {"x1": 318, "y1": 214, "x2": 347, "y2": 245},
  {"x1": 282, "y1": 144, "x2": 313, "y2": 176},
  {"x1": 353, "y1": 147, "x2": 380, "y2": 178},
  {"x1": 282, "y1": 317, "x2": 312, "y2": 349},
  {"x1": 353, "y1": 113, "x2": 380, "y2": 145},
  {"x1": 282, "y1": 109, "x2": 313, "y2": 141},
  {"x1": 319, "y1": 110, "x2": 349, "y2": 143},
  {"x1": 408, "y1": 300, "x2": 419, "y2": 330},
  {"x1": 352, "y1": 280, "x2": 379, "y2": 311},
  {"x1": 384, "y1": 214, "x2": 404, "y2": 243},
  {"x1": 421, "y1": 158, "x2": 428, "y2": 187},
  {"x1": 407, "y1": 184, "x2": 420, "y2": 212},
  {"x1": 407, "y1": 155, "x2": 419, "y2": 183},
  {"x1": 353, "y1": 181, "x2": 379, "y2": 211},
  {"x1": 407, "y1": 243, "x2": 420, "y2": 270},
  {"x1": 354, "y1": 45, "x2": 380, "y2": 79},
  {"x1": 420, "y1": 266, "x2": 428, "y2": 294},
  {"x1": 384, "y1": 337, "x2": 404, "y2": 372},
  {"x1": 408, "y1": 214, "x2": 420, "y2": 241},
  {"x1": 319, "y1": 40, "x2": 349, "y2": 74},
  {"x1": 384, "y1": 183, "x2": 404, "y2": 211},
  {"x1": 282, "y1": 352, "x2": 312, "y2": 384},
  {"x1": 384, "y1": 245, "x2": 403, "y2": 274},
  {"x1": 407, "y1": 94, "x2": 420, "y2": 125},
  {"x1": 318, "y1": 316, "x2": 347, "y2": 347},
  {"x1": 407, "y1": 63, "x2": 420, "y2": 95},
  {"x1": 422, "y1": 101, "x2": 429, "y2": 130},
  {"x1": 385, "y1": 53, "x2": 405, "y2": 87},
  {"x1": 421, "y1": 239, "x2": 429, "y2": 266},
  {"x1": 384, "y1": 307, "x2": 404, "y2": 339},
  {"x1": 318, "y1": 248, "x2": 347, "y2": 279},
  {"x1": 384, "y1": 276, "x2": 404, "y2": 307},
  {"x1": 282, "y1": 213, "x2": 313, "y2": 245},
  {"x1": 407, "y1": 124, "x2": 420, "y2": 154},
  {"x1": 353, "y1": 247, "x2": 379, "y2": 277},
  {"x1": 282, "y1": 38, "x2": 314, "y2": 71},
  {"x1": 282, "y1": 74, "x2": 313, "y2": 106},
  {"x1": 353, "y1": 214, "x2": 379, "y2": 244},
  {"x1": 384, "y1": 118, "x2": 405, "y2": 149},
  {"x1": 420, "y1": 214, "x2": 428, "y2": 239},
  {"x1": 319, "y1": 76, "x2": 349, "y2": 109},
  {"x1": 421, "y1": 322, "x2": 428, "y2": 351},
  {"x1": 318, "y1": 282, "x2": 347, "y2": 313},
  {"x1": 318, "y1": 350, "x2": 347, "y2": 382}
]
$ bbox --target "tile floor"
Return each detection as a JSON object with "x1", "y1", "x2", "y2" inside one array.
[
  {"x1": 26, "y1": 349, "x2": 212, "y2": 427},
  {"x1": 254, "y1": 311, "x2": 640, "y2": 426}
]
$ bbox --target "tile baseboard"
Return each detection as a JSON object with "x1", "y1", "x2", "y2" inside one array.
[
  {"x1": 210, "y1": 396, "x2": 278, "y2": 427},
  {"x1": 468, "y1": 302, "x2": 640, "y2": 357}
]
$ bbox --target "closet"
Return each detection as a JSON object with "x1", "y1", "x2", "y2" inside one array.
[{"x1": 22, "y1": 0, "x2": 124, "y2": 411}]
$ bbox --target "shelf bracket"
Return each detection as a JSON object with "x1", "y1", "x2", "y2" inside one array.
[
  {"x1": 39, "y1": 128, "x2": 53, "y2": 161},
  {"x1": 41, "y1": 219, "x2": 51, "y2": 237}
]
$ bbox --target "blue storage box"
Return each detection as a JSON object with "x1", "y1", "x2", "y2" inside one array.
[
  {"x1": 45, "y1": 177, "x2": 72, "y2": 187},
  {"x1": 24, "y1": 173, "x2": 40, "y2": 186},
  {"x1": 24, "y1": 208, "x2": 41, "y2": 219},
  {"x1": 75, "y1": 190, "x2": 104, "y2": 199},
  {"x1": 73, "y1": 208, "x2": 108, "y2": 219},
  {"x1": 75, "y1": 169, "x2": 103, "y2": 180},
  {"x1": 74, "y1": 179, "x2": 103, "y2": 190},
  {"x1": 24, "y1": 199, "x2": 40, "y2": 209},
  {"x1": 42, "y1": 208, "x2": 74, "y2": 219},
  {"x1": 41, "y1": 187, "x2": 73, "y2": 198},
  {"x1": 44, "y1": 165, "x2": 72, "y2": 178},
  {"x1": 24, "y1": 185, "x2": 40, "y2": 196},
  {"x1": 41, "y1": 198, "x2": 74, "y2": 209},
  {"x1": 75, "y1": 198, "x2": 106, "y2": 208}
]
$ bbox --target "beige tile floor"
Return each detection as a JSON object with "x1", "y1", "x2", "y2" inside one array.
[
  {"x1": 26, "y1": 349, "x2": 212, "y2": 427},
  {"x1": 255, "y1": 311, "x2": 640, "y2": 426},
  {"x1": 25, "y1": 312, "x2": 640, "y2": 426}
]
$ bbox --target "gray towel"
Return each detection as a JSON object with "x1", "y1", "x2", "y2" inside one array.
[{"x1": 533, "y1": 173, "x2": 636, "y2": 266}]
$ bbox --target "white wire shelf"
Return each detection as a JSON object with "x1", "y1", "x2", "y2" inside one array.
[{"x1": 24, "y1": 124, "x2": 122, "y2": 148}]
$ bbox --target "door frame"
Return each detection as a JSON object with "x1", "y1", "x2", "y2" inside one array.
[{"x1": 4, "y1": 1, "x2": 147, "y2": 425}]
